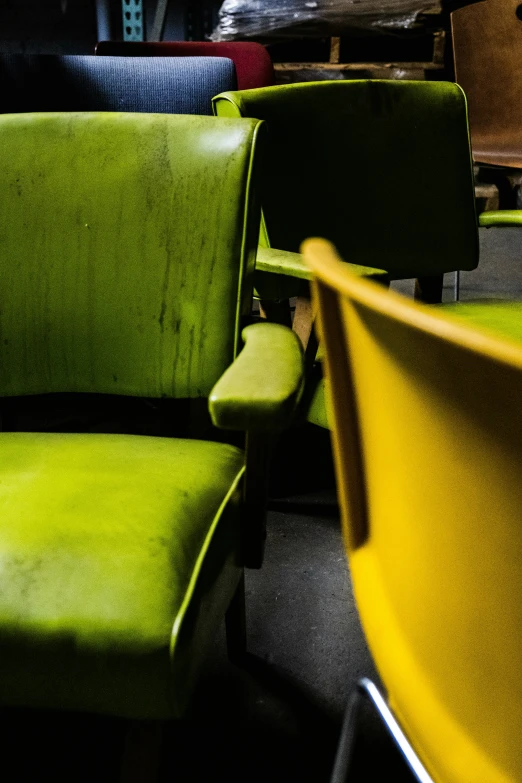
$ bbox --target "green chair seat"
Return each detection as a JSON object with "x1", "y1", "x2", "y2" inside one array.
[
  {"x1": 0, "y1": 432, "x2": 244, "y2": 719},
  {"x1": 441, "y1": 300, "x2": 522, "y2": 344},
  {"x1": 479, "y1": 210, "x2": 522, "y2": 227}
]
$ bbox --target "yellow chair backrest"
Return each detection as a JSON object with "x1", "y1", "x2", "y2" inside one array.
[{"x1": 305, "y1": 238, "x2": 522, "y2": 783}]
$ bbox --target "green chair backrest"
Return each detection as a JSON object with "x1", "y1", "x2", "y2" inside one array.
[
  {"x1": 0, "y1": 112, "x2": 263, "y2": 399},
  {"x1": 306, "y1": 238, "x2": 522, "y2": 783},
  {"x1": 214, "y1": 81, "x2": 478, "y2": 279}
]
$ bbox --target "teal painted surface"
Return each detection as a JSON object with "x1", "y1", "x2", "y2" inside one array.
[
  {"x1": 0, "y1": 111, "x2": 262, "y2": 399},
  {"x1": 122, "y1": 0, "x2": 144, "y2": 41},
  {"x1": 214, "y1": 81, "x2": 479, "y2": 279}
]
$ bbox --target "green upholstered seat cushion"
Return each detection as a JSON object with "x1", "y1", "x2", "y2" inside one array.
[
  {"x1": 441, "y1": 301, "x2": 522, "y2": 344},
  {"x1": 0, "y1": 432, "x2": 244, "y2": 719}
]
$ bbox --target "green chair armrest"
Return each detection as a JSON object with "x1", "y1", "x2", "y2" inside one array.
[
  {"x1": 209, "y1": 322, "x2": 304, "y2": 432},
  {"x1": 256, "y1": 246, "x2": 387, "y2": 282},
  {"x1": 256, "y1": 246, "x2": 313, "y2": 281},
  {"x1": 479, "y1": 210, "x2": 522, "y2": 227}
]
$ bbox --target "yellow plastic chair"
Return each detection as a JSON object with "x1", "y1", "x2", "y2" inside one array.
[{"x1": 305, "y1": 238, "x2": 522, "y2": 783}]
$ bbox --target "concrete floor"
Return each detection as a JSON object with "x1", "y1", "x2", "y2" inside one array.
[{"x1": 1, "y1": 227, "x2": 521, "y2": 781}]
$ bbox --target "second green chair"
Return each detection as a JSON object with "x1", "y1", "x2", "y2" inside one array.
[{"x1": 213, "y1": 80, "x2": 479, "y2": 314}]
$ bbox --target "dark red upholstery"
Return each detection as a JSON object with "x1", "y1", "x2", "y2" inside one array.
[{"x1": 95, "y1": 41, "x2": 274, "y2": 91}]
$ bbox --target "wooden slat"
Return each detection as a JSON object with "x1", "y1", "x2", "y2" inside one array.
[
  {"x1": 329, "y1": 36, "x2": 341, "y2": 63},
  {"x1": 274, "y1": 61, "x2": 443, "y2": 72}
]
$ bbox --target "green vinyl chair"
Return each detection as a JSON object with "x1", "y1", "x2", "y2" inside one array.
[
  {"x1": 306, "y1": 238, "x2": 522, "y2": 783},
  {"x1": 214, "y1": 80, "x2": 478, "y2": 428},
  {"x1": 0, "y1": 111, "x2": 303, "y2": 746},
  {"x1": 213, "y1": 80, "x2": 479, "y2": 326}
]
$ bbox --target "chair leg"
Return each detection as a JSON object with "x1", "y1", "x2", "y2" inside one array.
[
  {"x1": 120, "y1": 720, "x2": 164, "y2": 783},
  {"x1": 225, "y1": 572, "x2": 247, "y2": 665},
  {"x1": 414, "y1": 274, "x2": 444, "y2": 304},
  {"x1": 454, "y1": 270, "x2": 460, "y2": 302},
  {"x1": 331, "y1": 679, "x2": 434, "y2": 783},
  {"x1": 293, "y1": 294, "x2": 314, "y2": 349}
]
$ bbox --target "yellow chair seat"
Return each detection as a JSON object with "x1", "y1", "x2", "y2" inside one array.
[{"x1": 0, "y1": 432, "x2": 244, "y2": 719}]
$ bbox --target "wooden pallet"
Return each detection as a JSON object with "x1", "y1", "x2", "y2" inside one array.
[
  {"x1": 474, "y1": 182, "x2": 500, "y2": 213},
  {"x1": 273, "y1": 27, "x2": 446, "y2": 83}
]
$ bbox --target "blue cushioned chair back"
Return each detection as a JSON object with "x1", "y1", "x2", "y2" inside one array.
[{"x1": 0, "y1": 55, "x2": 236, "y2": 115}]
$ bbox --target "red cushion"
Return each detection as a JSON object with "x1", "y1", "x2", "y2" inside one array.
[{"x1": 96, "y1": 41, "x2": 274, "y2": 91}]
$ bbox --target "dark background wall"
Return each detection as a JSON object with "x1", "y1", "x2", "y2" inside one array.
[{"x1": 0, "y1": 0, "x2": 222, "y2": 54}]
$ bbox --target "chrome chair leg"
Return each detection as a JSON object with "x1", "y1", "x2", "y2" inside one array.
[
  {"x1": 454, "y1": 269, "x2": 461, "y2": 301},
  {"x1": 331, "y1": 679, "x2": 434, "y2": 783}
]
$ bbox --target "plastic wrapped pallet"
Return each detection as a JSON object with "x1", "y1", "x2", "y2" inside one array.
[{"x1": 211, "y1": 0, "x2": 441, "y2": 39}]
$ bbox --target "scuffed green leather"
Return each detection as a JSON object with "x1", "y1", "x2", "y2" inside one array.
[
  {"x1": 479, "y1": 210, "x2": 522, "y2": 227},
  {"x1": 209, "y1": 322, "x2": 304, "y2": 431},
  {"x1": 0, "y1": 112, "x2": 263, "y2": 398},
  {"x1": 256, "y1": 246, "x2": 385, "y2": 282},
  {"x1": 441, "y1": 301, "x2": 522, "y2": 344},
  {"x1": 214, "y1": 81, "x2": 478, "y2": 279},
  {"x1": 0, "y1": 432, "x2": 244, "y2": 719}
]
